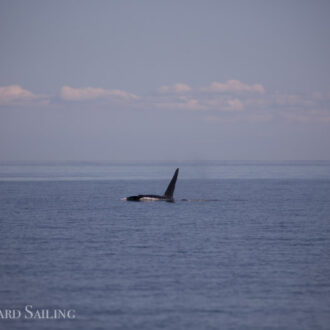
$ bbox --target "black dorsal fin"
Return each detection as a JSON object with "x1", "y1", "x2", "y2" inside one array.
[{"x1": 163, "y1": 168, "x2": 179, "y2": 198}]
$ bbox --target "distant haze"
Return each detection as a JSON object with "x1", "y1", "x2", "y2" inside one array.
[{"x1": 1, "y1": 0, "x2": 330, "y2": 161}]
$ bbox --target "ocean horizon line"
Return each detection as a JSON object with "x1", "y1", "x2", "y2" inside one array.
[{"x1": 1, "y1": 160, "x2": 330, "y2": 166}]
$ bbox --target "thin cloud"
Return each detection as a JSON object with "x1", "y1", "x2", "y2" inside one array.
[
  {"x1": 155, "y1": 97, "x2": 206, "y2": 111},
  {"x1": 225, "y1": 99, "x2": 244, "y2": 111},
  {"x1": 157, "y1": 83, "x2": 191, "y2": 94},
  {"x1": 201, "y1": 80, "x2": 265, "y2": 94},
  {"x1": 60, "y1": 86, "x2": 139, "y2": 101},
  {"x1": 0, "y1": 85, "x2": 48, "y2": 106},
  {"x1": 273, "y1": 93, "x2": 316, "y2": 108},
  {"x1": 154, "y1": 96, "x2": 245, "y2": 112}
]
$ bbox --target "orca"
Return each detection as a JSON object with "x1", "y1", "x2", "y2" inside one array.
[{"x1": 125, "y1": 168, "x2": 179, "y2": 202}]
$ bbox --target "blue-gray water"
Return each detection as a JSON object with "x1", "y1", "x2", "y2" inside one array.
[{"x1": 1, "y1": 162, "x2": 330, "y2": 330}]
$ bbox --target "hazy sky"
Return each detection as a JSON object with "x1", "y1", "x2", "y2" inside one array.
[{"x1": 1, "y1": 0, "x2": 330, "y2": 161}]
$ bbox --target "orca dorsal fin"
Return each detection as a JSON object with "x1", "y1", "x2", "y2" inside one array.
[{"x1": 163, "y1": 168, "x2": 179, "y2": 199}]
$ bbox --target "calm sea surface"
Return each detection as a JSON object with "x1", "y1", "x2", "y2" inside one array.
[{"x1": 0, "y1": 162, "x2": 330, "y2": 330}]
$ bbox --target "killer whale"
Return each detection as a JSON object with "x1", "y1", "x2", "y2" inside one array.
[{"x1": 125, "y1": 168, "x2": 179, "y2": 202}]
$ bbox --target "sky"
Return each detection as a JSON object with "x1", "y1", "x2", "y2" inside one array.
[{"x1": 0, "y1": 0, "x2": 330, "y2": 162}]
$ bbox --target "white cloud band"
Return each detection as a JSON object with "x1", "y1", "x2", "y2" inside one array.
[
  {"x1": 202, "y1": 80, "x2": 265, "y2": 94},
  {"x1": 1, "y1": 81, "x2": 329, "y2": 123},
  {"x1": 60, "y1": 86, "x2": 139, "y2": 101},
  {"x1": 157, "y1": 83, "x2": 191, "y2": 93},
  {"x1": 0, "y1": 85, "x2": 46, "y2": 106}
]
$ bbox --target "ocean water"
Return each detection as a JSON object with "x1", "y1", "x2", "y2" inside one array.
[{"x1": 0, "y1": 162, "x2": 330, "y2": 330}]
